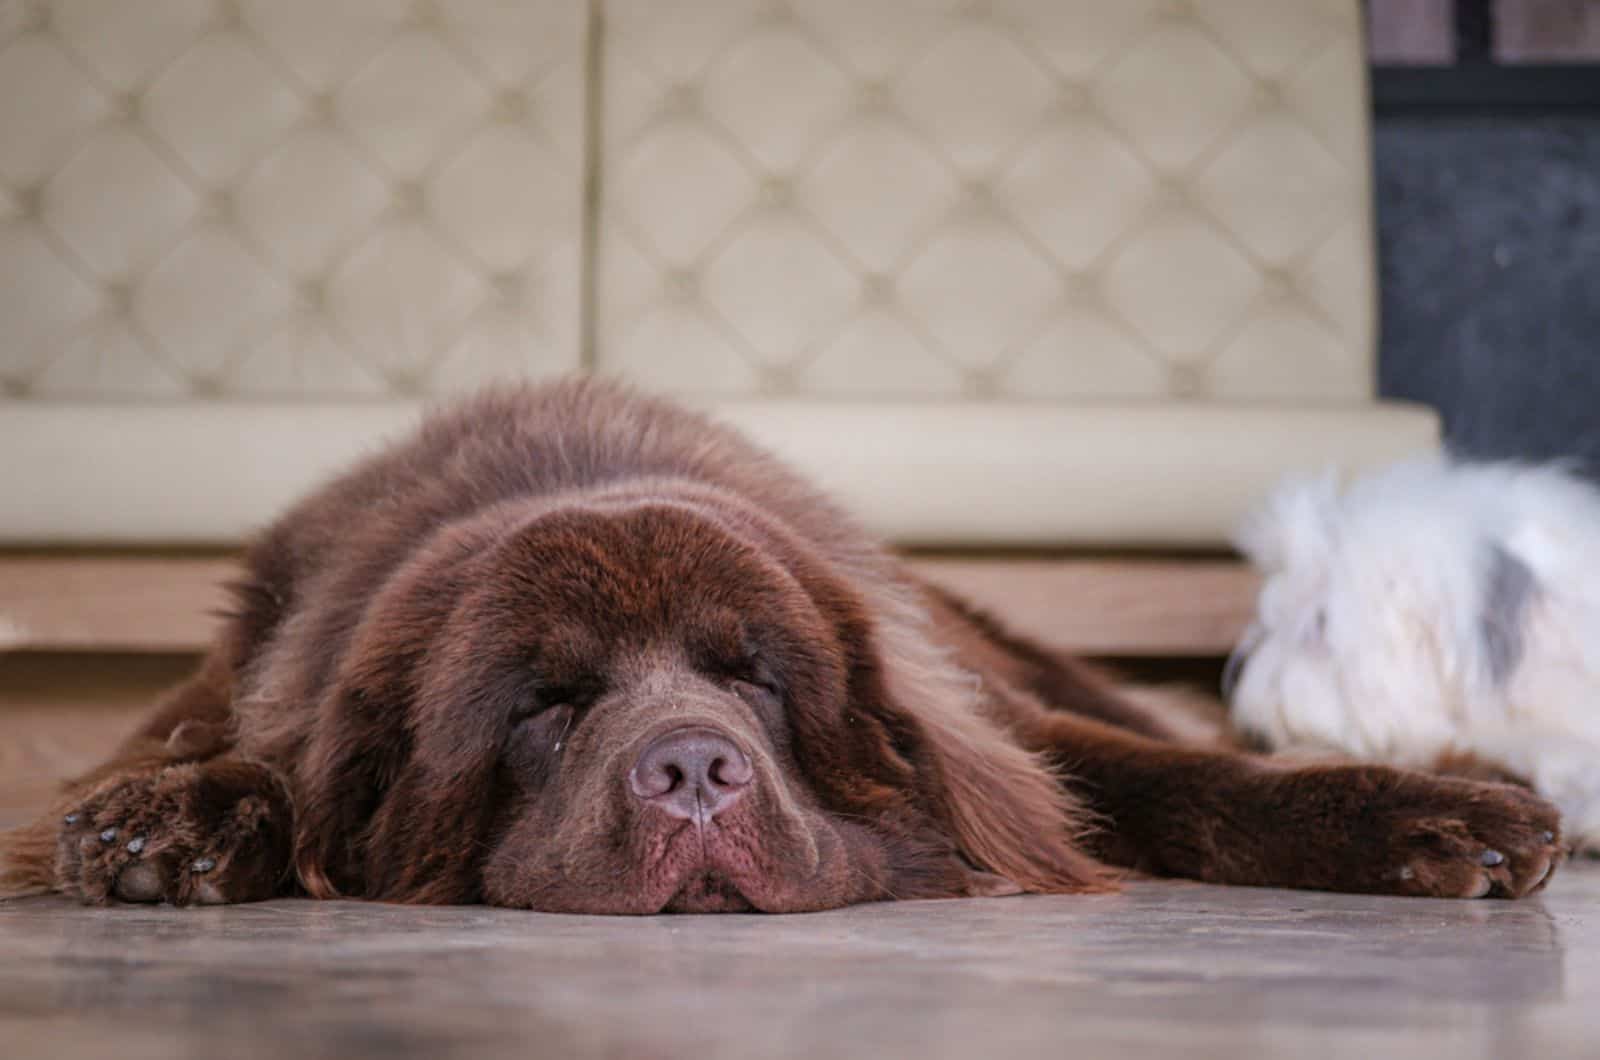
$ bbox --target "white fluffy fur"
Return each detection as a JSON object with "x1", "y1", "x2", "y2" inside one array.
[{"x1": 1230, "y1": 458, "x2": 1600, "y2": 850}]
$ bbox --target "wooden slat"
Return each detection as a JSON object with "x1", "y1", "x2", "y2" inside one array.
[
  {"x1": 909, "y1": 556, "x2": 1257, "y2": 656},
  {"x1": 0, "y1": 555, "x2": 236, "y2": 652},
  {"x1": 0, "y1": 553, "x2": 1260, "y2": 657}
]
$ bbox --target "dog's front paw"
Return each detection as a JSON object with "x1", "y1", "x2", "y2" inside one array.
[
  {"x1": 55, "y1": 761, "x2": 292, "y2": 906},
  {"x1": 1333, "y1": 771, "x2": 1564, "y2": 898}
]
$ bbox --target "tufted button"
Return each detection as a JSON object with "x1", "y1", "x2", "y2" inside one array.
[
  {"x1": 1159, "y1": 0, "x2": 1192, "y2": 20},
  {"x1": 763, "y1": 0, "x2": 793, "y2": 24},
  {"x1": 860, "y1": 273, "x2": 894, "y2": 306},
  {"x1": 13, "y1": 184, "x2": 43, "y2": 219},
  {"x1": 494, "y1": 90, "x2": 529, "y2": 124},
  {"x1": 966, "y1": 367, "x2": 1002, "y2": 397},
  {"x1": 665, "y1": 268, "x2": 699, "y2": 303},
  {"x1": 759, "y1": 175, "x2": 792, "y2": 209},
  {"x1": 1054, "y1": 81, "x2": 1087, "y2": 114},
  {"x1": 213, "y1": 0, "x2": 242, "y2": 32},
  {"x1": 1155, "y1": 176, "x2": 1192, "y2": 211},
  {"x1": 298, "y1": 277, "x2": 329, "y2": 313},
  {"x1": 963, "y1": 179, "x2": 996, "y2": 212},
  {"x1": 1252, "y1": 81, "x2": 1282, "y2": 110},
  {"x1": 856, "y1": 81, "x2": 891, "y2": 113},
  {"x1": 390, "y1": 182, "x2": 426, "y2": 217},
  {"x1": 306, "y1": 92, "x2": 338, "y2": 126},
  {"x1": 200, "y1": 188, "x2": 235, "y2": 224},
  {"x1": 111, "y1": 91, "x2": 142, "y2": 123},
  {"x1": 961, "y1": 0, "x2": 992, "y2": 19},
  {"x1": 190, "y1": 374, "x2": 225, "y2": 397},
  {"x1": 762, "y1": 363, "x2": 798, "y2": 394},
  {"x1": 1167, "y1": 362, "x2": 1208, "y2": 398},
  {"x1": 1260, "y1": 269, "x2": 1294, "y2": 302},
  {"x1": 1060, "y1": 270, "x2": 1095, "y2": 304},
  {"x1": 102, "y1": 281, "x2": 134, "y2": 318},
  {"x1": 408, "y1": 0, "x2": 440, "y2": 31},
  {"x1": 492, "y1": 271, "x2": 525, "y2": 307},
  {"x1": 388, "y1": 366, "x2": 426, "y2": 395},
  {"x1": 663, "y1": 83, "x2": 701, "y2": 117}
]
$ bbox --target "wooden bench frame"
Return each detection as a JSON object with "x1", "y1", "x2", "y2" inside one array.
[{"x1": 0, "y1": 552, "x2": 1258, "y2": 658}]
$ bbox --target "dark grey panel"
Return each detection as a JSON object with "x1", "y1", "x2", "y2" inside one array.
[{"x1": 1374, "y1": 115, "x2": 1600, "y2": 471}]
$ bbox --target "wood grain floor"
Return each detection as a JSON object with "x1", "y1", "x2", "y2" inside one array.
[{"x1": 4, "y1": 871, "x2": 1598, "y2": 1059}]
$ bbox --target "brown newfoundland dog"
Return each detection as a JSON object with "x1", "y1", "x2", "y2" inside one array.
[{"x1": 0, "y1": 381, "x2": 1563, "y2": 911}]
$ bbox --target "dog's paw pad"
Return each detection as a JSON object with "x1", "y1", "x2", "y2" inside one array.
[{"x1": 53, "y1": 763, "x2": 291, "y2": 907}]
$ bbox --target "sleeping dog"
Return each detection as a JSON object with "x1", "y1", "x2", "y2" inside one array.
[{"x1": 0, "y1": 382, "x2": 1563, "y2": 910}]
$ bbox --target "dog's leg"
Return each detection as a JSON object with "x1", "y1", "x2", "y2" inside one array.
[
  {"x1": 2, "y1": 652, "x2": 294, "y2": 905},
  {"x1": 1018, "y1": 711, "x2": 1563, "y2": 898}
]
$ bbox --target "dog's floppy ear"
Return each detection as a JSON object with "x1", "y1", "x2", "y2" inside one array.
[
  {"x1": 292, "y1": 682, "x2": 410, "y2": 899},
  {"x1": 861, "y1": 600, "x2": 1111, "y2": 896}
]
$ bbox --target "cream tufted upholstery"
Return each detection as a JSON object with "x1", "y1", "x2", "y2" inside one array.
[
  {"x1": 0, "y1": 0, "x2": 586, "y2": 396},
  {"x1": 596, "y1": 0, "x2": 1377, "y2": 402},
  {"x1": 0, "y1": 0, "x2": 1438, "y2": 547}
]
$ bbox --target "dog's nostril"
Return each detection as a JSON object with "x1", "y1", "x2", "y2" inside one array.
[
  {"x1": 630, "y1": 727, "x2": 753, "y2": 822},
  {"x1": 708, "y1": 753, "x2": 753, "y2": 789}
]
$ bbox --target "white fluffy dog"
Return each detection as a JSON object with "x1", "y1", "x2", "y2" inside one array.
[{"x1": 1229, "y1": 458, "x2": 1600, "y2": 851}]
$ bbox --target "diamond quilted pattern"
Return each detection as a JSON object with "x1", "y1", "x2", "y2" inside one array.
[
  {"x1": 999, "y1": 115, "x2": 1158, "y2": 270},
  {"x1": 142, "y1": 32, "x2": 306, "y2": 183},
  {"x1": 238, "y1": 0, "x2": 411, "y2": 90},
  {"x1": 893, "y1": 24, "x2": 1056, "y2": 172},
  {"x1": 50, "y1": 0, "x2": 212, "y2": 91},
  {"x1": 1, "y1": 0, "x2": 1373, "y2": 405},
  {"x1": 133, "y1": 225, "x2": 294, "y2": 383},
  {"x1": 1092, "y1": 21, "x2": 1255, "y2": 174},
  {"x1": 1103, "y1": 210, "x2": 1260, "y2": 358},
  {"x1": 337, "y1": 32, "x2": 492, "y2": 178},
  {"x1": 595, "y1": 0, "x2": 1375, "y2": 401},
  {"x1": 328, "y1": 221, "x2": 487, "y2": 385},
  {"x1": 705, "y1": 215, "x2": 860, "y2": 363},
  {"x1": 0, "y1": 0, "x2": 584, "y2": 398},
  {"x1": 898, "y1": 219, "x2": 1060, "y2": 369},
  {"x1": 702, "y1": 29, "x2": 853, "y2": 170},
  {"x1": 43, "y1": 124, "x2": 201, "y2": 279},
  {"x1": 430, "y1": 124, "x2": 573, "y2": 272},
  {"x1": 0, "y1": 35, "x2": 108, "y2": 183},
  {"x1": 0, "y1": 220, "x2": 99, "y2": 380},
  {"x1": 1194, "y1": 112, "x2": 1347, "y2": 264},
  {"x1": 799, "y1": 120, "x2": 959, "y2": 271},
  {"x1": 234, "y1": 127, "x2": 391, "y2": 276}
]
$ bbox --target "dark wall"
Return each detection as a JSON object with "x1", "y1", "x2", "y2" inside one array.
[{"x1": 1374, "y1": 115, "x2": 1600, "y2": 471}]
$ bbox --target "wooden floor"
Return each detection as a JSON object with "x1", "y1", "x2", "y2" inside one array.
[{"x1": 4, "y1": 869, "x2": 1598, "y2": 1059}]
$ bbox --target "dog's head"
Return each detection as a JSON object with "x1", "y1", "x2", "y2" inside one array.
[{"x1": 288, "y1": 486, "x2": 1096, "y2": 912}]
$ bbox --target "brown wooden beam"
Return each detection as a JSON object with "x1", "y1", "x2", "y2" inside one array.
[{"x1": 0, "y1": 553, "x2": 1259, "y2": 657}]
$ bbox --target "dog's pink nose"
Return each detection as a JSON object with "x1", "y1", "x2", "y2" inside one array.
[{"x1": 629, "y1": 728, "x2": 753, "y2": 823}]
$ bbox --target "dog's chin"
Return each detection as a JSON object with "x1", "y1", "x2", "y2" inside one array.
[{"x1": 661, "y1": 872, "x2": 756, "y2": 913}]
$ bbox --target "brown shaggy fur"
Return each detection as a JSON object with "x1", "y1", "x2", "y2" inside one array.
[{"x1": 0, "y1": 381, "x2": 1566, "y2": 911}]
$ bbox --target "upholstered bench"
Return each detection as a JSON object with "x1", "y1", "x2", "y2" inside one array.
[{"x1": 0, "y1": 0, "x2": 1435, "y2": 657}]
